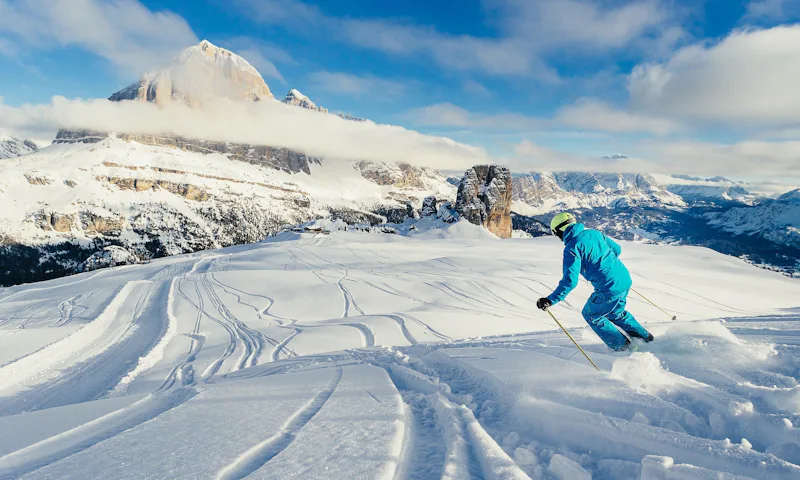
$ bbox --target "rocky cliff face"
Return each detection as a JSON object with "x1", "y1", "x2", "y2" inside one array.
[
  {"x1": 54, "y1": 130, "x2": 321, "y2": 175},
  {"x1": 109, "y1": 40, "x2": 273, "y2": 105},
  {"x1": 456, "y1": 165, "x2": 512, "y2": 238}
]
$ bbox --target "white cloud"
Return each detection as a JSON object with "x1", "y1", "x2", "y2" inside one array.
[
  {"x1": 233, "y1": 0, "x2": 682, "y2": 79},
  {"x1": 0, "y1": 97, "x2": 490, "y2": 171},
  {"x1": 743, "y1": 0, "x2": 800, "y2": 21},
  {"x1": 0, "y1": 0, "x2": 197, "y2": 75},
  {"x1": 0, "y1": 37, "x2": 15, "y2": 56},
  {"x1": 405, "y1": 100, "x2": 677, "y2": 136},
  {"x1": 404, "y1": 103, "x2": 544, "y2": 130},
  {"x1": 308, "y1": 72, "x2": 406, "y2": 98},
  {"x1": 640, "y1": 139, "x2": 800, "y2": 178},
  {"x1": 6, "y1": 96, "x2": 797, "y2": 183},
  {"x1": 486, "y1": 0, "x2": 676, "y2": 51},
  {"x1": 555, "y1": 98, "x2": 680, "y2": 135},
  {"x1": 230, "y1": 0, "x2": 322, "y2": 26},
  {"x1": 511, "y1": 137, "x2": 800, "y2": 182},
  {"x1": 463, "y1": 80, "x2": 492, "y2": 98},
  {"x1": 628, "y1": 26, "x2": 800, "y2": 126}
]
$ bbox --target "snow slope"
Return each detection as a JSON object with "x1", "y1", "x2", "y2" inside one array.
[{"x1": 0, "y1": 223, "x2": 798, "y2": 479}]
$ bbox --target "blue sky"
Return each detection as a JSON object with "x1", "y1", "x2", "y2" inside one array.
[{"x1": 2, "y1": 0, "x2": 800, "y2": 187}]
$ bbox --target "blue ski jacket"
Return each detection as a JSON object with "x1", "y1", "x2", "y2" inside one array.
[{"x1": 547, "y1": 223, "x2": 632, "y2": 305}]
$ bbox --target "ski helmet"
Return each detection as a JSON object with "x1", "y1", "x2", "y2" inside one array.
[{"x1": 550, "y1": 212, "x2": 576, "y2": 239}]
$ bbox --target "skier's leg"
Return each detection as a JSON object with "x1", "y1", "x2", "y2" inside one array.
[
  {"x1": 582, "y1": 294, "x2": 630, "y2": 351},
  {"x1": 608, "y1": 292, "x2": 653, "y2": 341}
]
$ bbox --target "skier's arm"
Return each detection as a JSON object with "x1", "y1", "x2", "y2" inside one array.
[
  {"x1": 605, "y1": 235, "x2": 622, "y2": 257},
  {"x1": 547, "y1": 248, "x2": 581, "y2": 305}
]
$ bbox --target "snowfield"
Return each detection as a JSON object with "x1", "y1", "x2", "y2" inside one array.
[{"x1": 1, "y1": 223, "x2": 799, "y2": 479}]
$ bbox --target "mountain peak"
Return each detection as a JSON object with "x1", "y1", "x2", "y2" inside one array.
[
  {"x1": 283, "y1": 89, "x2": 328, "y2": 113},
  {"x1": 778, "y1": 188, "x2": 800, "y2": 204},
  {"x1": 197, "y1": 39, "x2": 216, "y2": 50},
  {"x1": 109, "y1": 41, "x2": 273, "y2": 105}
]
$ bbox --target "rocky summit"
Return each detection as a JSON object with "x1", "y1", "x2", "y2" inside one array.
[
  {"x1": 456, "y1": 165, "x2": 513, "y2": 238},
  {"x1": 108, "y1": 40, "x2": 273, "y2": 105}
]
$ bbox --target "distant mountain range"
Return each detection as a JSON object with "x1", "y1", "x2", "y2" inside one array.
[{"x1": 508, "y1": 172, "x2": 800, "y2": 275}]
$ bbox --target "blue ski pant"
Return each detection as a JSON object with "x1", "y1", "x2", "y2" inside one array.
[{"x1": 581, "y1": 289, "x2": 650, "y2": 351}]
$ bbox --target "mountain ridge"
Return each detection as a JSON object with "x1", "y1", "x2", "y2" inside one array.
[{"x1": 0, "y1": 136, "x2": 39, "y2": 159}]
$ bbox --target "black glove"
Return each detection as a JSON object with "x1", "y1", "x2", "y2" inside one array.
[{"x1": 536, "y1": 298, "x2": 552, "y2": 311}]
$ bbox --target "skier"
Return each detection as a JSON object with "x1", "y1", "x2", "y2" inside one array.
[{"x1": 536, "y1": 212, "x2": 654, "y2": 351}]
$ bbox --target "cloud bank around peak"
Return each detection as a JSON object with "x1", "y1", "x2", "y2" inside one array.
[{"x1": 0, "y1": 97, "x2": 490, "y2": 171}]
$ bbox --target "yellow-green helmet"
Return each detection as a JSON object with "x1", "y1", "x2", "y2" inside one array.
[{"x1": 550, "y1": 212, "x2": 576, "y2": 239}]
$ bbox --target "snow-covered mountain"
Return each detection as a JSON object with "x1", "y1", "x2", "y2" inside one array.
[
  {"x1": 658, "y1": 174, "x2": 764, "y2": 206},
  {"x1": 0, "y1": 133, "x2": 454, "y2": 285},
  {"x1": 108, "y1": 40, "x2": 273, "y2": 105},
  {"x1": 511, "y1": 172, "x2": 765, "y2": 215},
  {"x1": 0, "y1": 41, "x2": 455, "y2": 286},
  {"x1": 707, "y1": 188, "x2": 800, "y2": 249},
  {"x1": 511, "y1": 172, "x2": 685, "y2": 215},
  {"x1": 0, "y1": 135, "x2": 38, "y2": 159}
]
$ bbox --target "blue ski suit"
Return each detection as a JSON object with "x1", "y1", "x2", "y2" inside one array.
[{"x1": 546, "y1": 223, "x2": 650, "y2": 351}]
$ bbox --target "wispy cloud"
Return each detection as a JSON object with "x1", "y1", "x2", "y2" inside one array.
[
  {"x1": 404, "y1": 100, "x2": 677, "y2": 136},
  {"x1": 0, "y1": 97, "x2": 490, "y2": 171},
  {"x1": 555, "y1": 98, "x2": 680, "y2": 135},
  {"x1": 511, "y1": 137, "x2": 800, "y2": 182},
  {"x1": 232, "y1": 0, "x2": 683, "y2": 80},
  {"x1": 743, "y1": 0, "x2": 800, "y2": 21},
  {"x1": 0, "y1": 0, "x2": 197, "y2": 75},
  {"x1": 308, "y1": 72, "x2": 406, "y2": 98},
  {"x1": 222, "y1": 37, "x2": 295, "y2": 83},
  {"x1": 462, "y1": 80, "x2": 492, "y2": 98},
  {"x1": 404, "y1": 103, "x2": 545, "y2": 130}
]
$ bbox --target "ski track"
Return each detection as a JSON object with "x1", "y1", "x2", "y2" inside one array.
[
  {"x1": 214, "y1": 366, "x2": 343, "y2": 480},
  {"x1": 0, "y1": 280, "x2": 172, "y2": 416},
  {"x1": 201, "y1": 275, "x2": 263, "y2": 370},
  {"x1": 385, "y1": 314, "x2": 418, "y2": 345},
  {"x1": 271, "y1": 328, "x2": 301, "y2": 362},
  {"x1": 186, "y1": 278, "x2": 237, "y2": 381},
  {"x1": 346, "y1": 322, "x2": 376, "y2": 348},
  {"x1": 382, "y1": 354, "x2": 529, "y2": 480},
  {"x1": 0, "y1": 387, "x2": 198, "y2": 480}
]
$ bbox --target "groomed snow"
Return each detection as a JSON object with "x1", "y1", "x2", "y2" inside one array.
[{"x1": 0, "y1": 223, "x2": 799, "y2": 479}]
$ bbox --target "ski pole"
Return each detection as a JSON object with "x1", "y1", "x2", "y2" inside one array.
[
  {"x1": 545, "y1": 308, "x2": 600, "y2": 371},
  {"x1": 631, "y1": 287, "x2": 677, "y2": 321}
]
